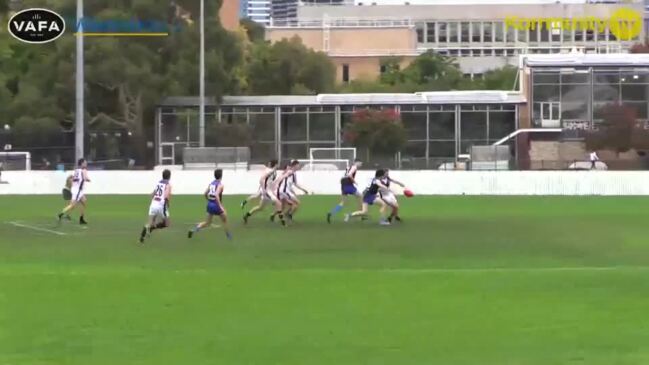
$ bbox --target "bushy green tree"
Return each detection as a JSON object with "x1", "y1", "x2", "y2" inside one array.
[
  {"x1": 246, "y1": 36, "x2": 335, "y2": 95},
  {"x1": 343, "y1": 108, "x2": 407, "y2": 161}
]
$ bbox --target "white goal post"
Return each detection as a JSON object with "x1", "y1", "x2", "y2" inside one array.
[
  {"x1": 0, "y1": 152, "x2": 32, "y2": 171},
  {"x1": 309, "y1": 147, "x2": 357, "y2": 161},
  {"x1": 299, "y1": 148, "x2": 357, "y2": 171}
]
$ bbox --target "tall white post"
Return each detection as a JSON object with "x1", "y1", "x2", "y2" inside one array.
[
  {"x1": 75, "y1": 0, "x2": 84, "y2": 160},
  {"x1": 199, "y1": 0, "x2": 206, "y2": 147}
]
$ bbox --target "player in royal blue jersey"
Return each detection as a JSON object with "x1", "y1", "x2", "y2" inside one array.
[
  {"x1": 344, "y1": 169, "x2": 393, "y2": 225},
  {"x1": 139, "y1": 169, "x2": 172, "y2": 243},
  {"x1": 327, "y1": 158, "x2": 362, "y2": 223},
  {"x1": 187, "y1": 169, "x2": 232, "y2": 240}
]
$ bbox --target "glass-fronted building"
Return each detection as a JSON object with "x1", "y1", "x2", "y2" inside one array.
[
  {"x1": 156, "y1": 54, "x2": 649, "y2": 170},
  {"x1": 156, "y1": 92, "x2": 522, "y2": 168}
]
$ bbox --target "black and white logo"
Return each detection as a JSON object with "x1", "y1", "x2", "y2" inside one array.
[{"x1": 7, "y1": 8, "x2": 65, "y2": 44}]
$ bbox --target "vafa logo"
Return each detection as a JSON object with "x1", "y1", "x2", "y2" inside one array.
[{"x1": 7, "y1": 8, "x2": 66, "y2": 44}]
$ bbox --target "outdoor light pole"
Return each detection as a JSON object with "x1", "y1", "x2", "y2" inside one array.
[
  {"x1": 199, "y1": 0, "x2": 206, "y2": 147},
  {"x1": 75, "y1": 0, "x2": 84, "y2": 161}
]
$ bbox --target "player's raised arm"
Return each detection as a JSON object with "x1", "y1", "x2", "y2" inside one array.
[
  {"x1": 375, "y1": 180, "x2": 392, "y2": 193},
  {"x1": 293, "y1": 176, "x2": 310, "y2": 195},
  {"x1": 389, "y1": 177, "x2": 405, "y2": 188}
]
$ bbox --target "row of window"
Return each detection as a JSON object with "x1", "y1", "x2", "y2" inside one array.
[{"x1": 415, "y1": 21, "x2": 641, "y2": 44}]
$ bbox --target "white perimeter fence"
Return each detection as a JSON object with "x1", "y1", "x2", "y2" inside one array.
[{"x1": 3, "y1": 170, "x2": 649, "y2": 195}]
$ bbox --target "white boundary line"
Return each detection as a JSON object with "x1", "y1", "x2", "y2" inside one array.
[{"x1": 7, "y1": 221, "x2": 67, "y2": 236}]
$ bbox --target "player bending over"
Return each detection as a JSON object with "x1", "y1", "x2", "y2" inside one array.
[
  {"x1": 58, "y1": 158, "x2": 90, "y2": 225},
  {"x1": 139, "y1": 169, "x2": 172, "y2": 243},
  {"x1": 327, "y1": 158, "x2": 362, "y2": 223},
  {"x1": 344, "y1": 169, "x2": 392, "y2": 225},
  {"x1": 241, "y1": 159, "x2": 279, "y2": 209},
  {"x1": 188, "y1": 169, "x2": 232, "y2": 240},
  {"x1": 243, "y1": 159, "x2": 278, "y2": 224},
  {"x1": 380, "y1": 168, "x2": 406, "y2": 223},
  {"x1": 268, "y1": 160, "x2": 300, "y2": 226}
]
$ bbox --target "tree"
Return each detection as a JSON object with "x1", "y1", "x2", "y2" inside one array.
[
  {"x1": 478, "y1": 65, "x2": 518, "y2": 90},
  {"x1": 246, "y1": 36, "x2": 335, "y2": 95},
  {"x1": 343, "y1": 108, "x2": 407, "y2": 161},
  {"x1": 585, "y1": 103, "x2": 649, "y2": 156},
  {"x1": 0, "y1": 0, "x2": 245, "y2": 166},
  {"x1": 630, "y1": 41, "x2": 649, "y2": 53},
  {"x1": 240, "y1": 17, "x2": 265, "y2": 43}
]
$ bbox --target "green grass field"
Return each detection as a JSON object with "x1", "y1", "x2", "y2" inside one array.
[{"x1": 2, "y1": 195, "x2": 649, "y2": 365}]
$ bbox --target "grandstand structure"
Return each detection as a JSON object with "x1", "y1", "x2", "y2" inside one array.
[{"x1": 156, "y1": 53, "x2": 649, "y2": 170}]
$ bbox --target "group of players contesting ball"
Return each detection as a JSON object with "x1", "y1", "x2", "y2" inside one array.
[{"x1": 56, "y1": 158, "x2": 414, "y2": 243}]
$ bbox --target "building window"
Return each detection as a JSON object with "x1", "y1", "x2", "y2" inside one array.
[
  {"x1": 449, "y1": 22, "x2": 458, "y2": 43},
  {"x1": 494, "y1": 22, "x2": 504, "y2": 42},
  {"x1": 575, "y1": 29, "x2": 584, "y2": 42},
  {"x1": 416, "y1": 27, "x2": 424, "y2": 43},
  {"x1": 529, "y1": 26, "x2": 538, "y2": 42},
  {"x1": 472, "y1": 22, "x2": 481, "y2": 42},
  {"x1": 426, "y1": 22, "x2": 436, "y2": 43},
  {"x1": 517, "y1": 27, "x2": 528, "y2": 43},
  {"x1": 483, "y1": 22, "x2": 492, "y2": 42},
  {"x1": 540, "y1": 22, "x2": 549, "y2": 42},
  {"x1": 438, "y1": 22, "x2": 448, "y2": 43},
  {"x1": 342, "y1": 64, "x2": 349, "y2": 83},
  {"x1": 586, "y1": 29, "x2": 595, "y2": 42},
  {"x1": 461, "y1": 22, "x2": 470, "y2": 42}
]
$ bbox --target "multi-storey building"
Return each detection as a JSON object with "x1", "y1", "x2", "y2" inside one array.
[
  {"x1": 246, "y1": 0, "x2": 272, "y2": 25},
  {"x1": 266, "y1": 0, "x2": 646, "y2": 81}
]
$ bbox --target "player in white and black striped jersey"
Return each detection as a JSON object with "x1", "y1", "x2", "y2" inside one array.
[
  {"x1": 241, "y1": 159, "x2": 279, "y2": 210},
  {"x1": 243, "y1": 159, "x2": 279, "y2": 224},
  {"x1": 269, "y1": 160, "x2": 310, "y2": 225},
  {"x1": 58, "y1": 158, "x2": 90, "y2": 225}
]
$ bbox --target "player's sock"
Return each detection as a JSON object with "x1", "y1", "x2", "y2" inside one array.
[
  {"x1": 395, "y1": 216, "x2": 402, "y2": 222},
  {"x1": 155, "y1": 222, "x2": 166, "y2": 229},
  {"x1": 388, "y1": 216, "x2": 393, "y2": 223},
  {"x1": 79, "y1": 215, "x2": 87, "y2": 225},
  {"x1": 57, "y1": 213, "x2": 64, "y2": 221},
  {"x1": 226, "y1": 231, "x2": 232, "y2": 240},
  {"x1": 139, "y1": 226, "x2": 147, "y2": 243},
  {"x1": 277, "y1": 212, "x2": 285, "y2": 226},
  {"x1": 240, "y1": 200, "x2": 247, "y2": 209},
  {"x1": 243, "y1": 212, "x2": 251, "y2": 224},
  {"x1": 329, "y1": 204, "x2": 343, "y2": 215}
]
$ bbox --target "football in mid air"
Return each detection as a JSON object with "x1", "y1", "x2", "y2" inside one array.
[{"x1": 403, "y1": 189, "x2": 414, "y2": 198}]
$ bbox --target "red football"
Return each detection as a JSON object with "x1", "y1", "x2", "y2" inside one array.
[{"x1": 403, "y1": 189, "x2": 414, "y2": 198}]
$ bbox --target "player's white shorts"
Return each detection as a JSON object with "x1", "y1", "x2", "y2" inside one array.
[
  {"x1": 70, "y1": 187, "x2": 85, "y2": 202},
  {"x1": 148, "y1": 202, "x2": 169, "y2": 219},
  {"x1": 260, "y1": 190, "x2": 274, "y2": 203},
  {"x1": 380, "y1": 191, "x2": 398, "y2": 207},
  {"x1": 278, "y1": 191, "x2": 297, "y2": 204}
]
